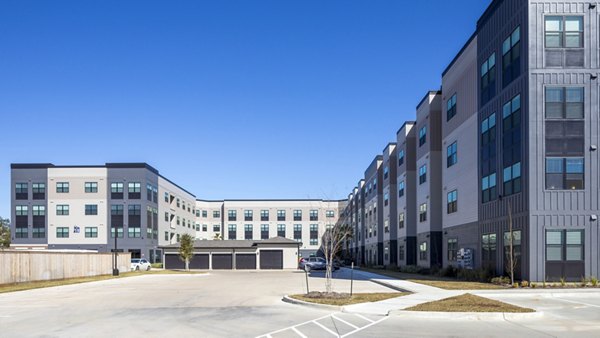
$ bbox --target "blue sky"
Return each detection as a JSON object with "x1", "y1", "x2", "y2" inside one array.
[{"x1": 0, "y1": 0, "x2": 489, "y2": 218}]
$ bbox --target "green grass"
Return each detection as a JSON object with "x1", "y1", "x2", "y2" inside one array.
[
  {"x1": 360, "y1": 267, "x2": 505, "y2": 290},
  {"x1": 405, "y1": 293, "x2": 535, "y2": 313},
  {"x1": 290, "y1": 292, "x2": 408, "y2": 306},
  {"x1": 0, "y1": 269, "x2": 204, "y2": 294}
]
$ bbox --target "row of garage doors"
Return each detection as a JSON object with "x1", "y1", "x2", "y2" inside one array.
[{"x1": 164, "y1": 250, "x2": 283, "y2": 270}]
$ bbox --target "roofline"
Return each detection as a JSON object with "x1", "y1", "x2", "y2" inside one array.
[
  {"x1": 382, "y1": 142, "x2": 397, "y2": 153},
  {"x1": 222, "y1": 198, "x2": 346, "y2": 203},
  {"x1": 441, "y1": 31, "x2": 477, "y2": 77},
  {"x1": 396, "y1": 121, "x2": 416, "y2": 135},
  {"x1": 416, "y1": 90, "x2": 442, "y2": 110},
  {"x1": 477, "y1": 0, "x2": 502, "y2": 31},
  {"x1": 195, "y1": 199, "x2": 225, "y2": 203},
  {"x1": 158, "y1": 174, "x2": 196, "y2": 198}
]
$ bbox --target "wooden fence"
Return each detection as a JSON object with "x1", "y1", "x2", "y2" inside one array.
[{"x1": 0, "y1": 250, "x2": 131, "y2": 284}]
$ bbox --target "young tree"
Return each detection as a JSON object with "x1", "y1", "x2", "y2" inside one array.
[
  {"x1": 179, "y1": 233, "x2": 194, "y2": 271},
  {"x1": 321, "y1": 221, "x2": 353, "y2": 294},
  {"x1": 0, "y1": 217, "x2": 10, "y2": 249},
  {"x1": 505, "y1": 203, "x2": 517, "y2": 285}
]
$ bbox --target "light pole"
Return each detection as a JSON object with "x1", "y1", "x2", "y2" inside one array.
[{"x1": 112, "y1": 228, "x2": 119, "y2": 276}]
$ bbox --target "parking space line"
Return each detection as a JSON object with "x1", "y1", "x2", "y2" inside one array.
[
  {"x1": 256, "y1": 314, "x2": 332, "y2": 337},
  {"x1": 312, "y1": 320, "x2": 340, "y2": 337},
  {"x1": 331, "y1": 314, "x2": 359, "y2": 329},
  {"x1": 341, "y1": 316, "x2": 388, "y2": 338},
  {"x1": 353, "y1": 313, "x2": 375, "y2": 323},
  {"x1": 552, "y1": 297, "x2": 600, "y2": 308},
  {"x1": 291, "y1": 327, "x2": 307, "y2": 338}
]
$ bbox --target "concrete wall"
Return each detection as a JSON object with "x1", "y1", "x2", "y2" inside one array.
[{"x1": 0, "y1": 251, "x2": 130, "y2": 284}]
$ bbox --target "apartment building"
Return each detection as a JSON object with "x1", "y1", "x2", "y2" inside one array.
[
  {"x1": 441, "y1": 34, "x2": 480, "y2": 268},
  {"x1": 396, "y1": 122, "x2": 417, "y2": 266},
  {"x1": 363, "y1": 156, "x2": 383, "y2": 266},
  {"x1": 343, "y1": 0, "x2": 600, "y2": 281},
  {"x1": 11, "y1": 163, "x2": 345, "y2": 262},
  {"x1": 381, "y1": 143, "x2": 398, "y2": 266}
]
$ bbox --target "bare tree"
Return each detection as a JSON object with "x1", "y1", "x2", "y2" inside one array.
[
  {"x1": 321, "y1": 221, "x2": 353, "y2": 294},
  {"x1": 504, "y1": 203, "x2": 517, "y2": 285}
]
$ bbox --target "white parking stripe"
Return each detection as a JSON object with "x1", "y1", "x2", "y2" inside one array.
[
  {"x1": 312, "y1": 320, "x2": 340, "y2": 337},
  {"x1": 341, "y1": 316, "x2": 389, "y2": 338},
  {"x1": 331, "y1": 314, "x2": 359, "y2": 329},
  {"x1": 553, "y1": 297, "x2": 600, "y2": 308},
  {"x1": 256, "y1": 314, "x2": 332, "y2": 337},
  {"x1": 291, "y1": 327, "x2": 307, "y2": 338},
  {"x1": 353, "y1": 313, "x2": 375, "y2": 323}
]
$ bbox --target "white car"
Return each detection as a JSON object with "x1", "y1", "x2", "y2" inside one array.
[{"x1": 131, "y1": 258, "x2": 151, "y2": 271}]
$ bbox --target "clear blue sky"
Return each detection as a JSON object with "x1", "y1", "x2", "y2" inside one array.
[{"x1": 0, "y1": 0, "x2": 489, "y2": 219}]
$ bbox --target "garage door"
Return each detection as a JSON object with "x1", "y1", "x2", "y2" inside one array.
[
  {"x1": 212, "y1": 254, "x2": 233, "y2": 269},
  {"x1": 260, "y1": 250, "x2": 283, "y2": 269},
  {"x1": 236, "y1": 254, "x2": 256, "y2": 270},
  {"x1": 189, "y1": 254, "x2": 209, "y2": 269},
  {"x1": 164, "y1": 254, "x2": 185, "y2": 269}
]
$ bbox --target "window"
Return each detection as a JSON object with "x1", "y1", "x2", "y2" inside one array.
[
  {"x1": 213, "y1": 224, "x2": 220, "y2": 232},
  {"x1": 419, "y1": 242, "x2": 427, "y2": 261},
  {"x1": 244, "y1": 210, "x2": 253, "y2": 221},
  {"x1": 326, "y1": 210, "x2": 335, "y2": 218},
  {"x1": 32, "y1": 183, "x2": 45, "y2": 199},
  {"x1": 419, "y1": 126, "x2": 427, "y2": 146},
  {"x1": 85, "y1": 204, "x2": 98, "y2": 216},
  {"x1": 545, "y1": 16, "x2": 583, "y2": 48},
  {"x1": 481, "y1": 53, "x2": 496, "y2": 104},
  {"x1": 128, "y1": 182, "x2": 141, "y2": 194},
  {"x1": 56, "y1": 182, "x2": 69, "y2": 193},
  {"x1": 228, "y1": 210, "x2": 237, "y2": 221},
  {"x1": 447, "y1": 238, "x2": 458, "y2": 261},
  {"x1": 546, "y1": 87, "x2": 584, "y2": 119},
  {"x1": 503, "y1": 95, "x2": 521, "y2": 167},
  {"x1": 32, "y1": 205, "x2": 45, "y2": 216},
  {"x1": 228, "y1": 224, "x2": 237, "y2": 239},
  {"x1": 502, "y1": 26, "x2": 521, "y2": 87},
  {"x1": 177, "y1": 216, "x2": 180, "y2": 226},
  {"x1": 447, "y1": 190, "x2": 458, "y2": 214},
  {"x1": 545, "y1": 88, "x2": 584, "y2": 158},
  {"x1": 384, "y1": 192, "x2": 389, "y2": 206},
  {"x1": 202, "y1": 224, "x2": 207, "y2": 232},
  {"x1": 277, "y1": 210, "x2": 286, "y2": 221},
  {"x1": 147, "y1": 184, "x2": 153, "y2": 200},
  {"x1": 111, "y1": 204, "x2": 124, "y2": 215},
  {"x1": 244, "y1": 224, "x2": 253, "y2": 239},
  {"x1": 260, "y1": 210, "x2": 269, "y2": 221},
  {"x1": 446, "y1": 94, "x2": 457, "y2": 121},
  {"x1": 56, "y1": 205, "x2": 69, "y2": 216},
  {"x1": 398, "y1": 181, "x2": 405, "y2": 198},
  {"x1": 398, "y1": 149, "x2": 405, "y2": 166},
  {"x1": 176, "y1": 198, "x2": 180, "y2": 208},
  {"x1": 15, "y1": 205, "x2": 28, "y2": 217},
  {"x1": 32, "y1": 227, "x2": 45, "y2": 238},
  {"x1": 503, "y1": 162, "x2": 521, "y2": 196},
  {"x1": 293, "y1": 210, "x2": 302, "y2": 221},
  {"x1": 398, "y1": 213, "x2": 405, "y2": 229},
  {"x1": 481, "y1": 173, "x2": 497, "y2": 203},
  {"x1": 56, "y1": 227, "x2": 69, "y2": 238},
  {"x1": 384, "y1": 219, "x2": 389, "y2": 233},
  {"x1": 195, "y1": 209, "x2": 200, "y2": 217},
  {"x1": 153, "y1": 187, "x2": 158, "y2": 203},
  {"x1": 447, "y1": 142, "x2": 457, "y2": 167},
  {"x1": 164, "y1": 212, "x2": 169, "y2": 222},
  {"x1": 15, "y1": 183, "x2": 28, "y2": 199},
  {"x1": 399, "y1": 245, "x2": 405, "y2": 261},
  {"x1": 383, "y1": 166, "x2": 389, "y2": 179},
  {"x1": 213, "y1": 210, "x2": 220, "y2": 218},
  {"x1": 546, "y1": 229, "x2": 584, "y2": 262},
  {"x1": 546, "y1": 157, "x2": 584, "y2": 190},
  {"x1": 259, "y1": 224, "x2": 269, "y2": 239},
  {"x1": 294, "y1": 224, "x2": 302, "y2": 241},
  {"x1": 15, "y1": 227, "x2": 27, "y2": 238},
  {"x1": 419, "y1": 165, "x2": 427, "y2": 184},
  {"x1": 128, "y1": 227, "x2": 141, "y2": 238},
  {"x1": 419, "y1": 203, "x2": 427, "y2": 222},
  {"x1": 310, "y1": 224, "x2": 318, "y2": 245},
  {"x1": 85, "y1": 227, "x2": 98, "y2": 238},
  {"x1": 164, "y1": 192, "x2": 169, "y2": 202},
  {"x1": 481, "y1": 113, "x2": 497, "y2": 178},
  {"x1": 277, "y1": 224, "x2": 286, "y2": 237},
  {"x1": 111, "y1": 183, "x2": 123, "y2": 199},
  {"x1": 85, "y1": 182, "x2": 98, "y2": 193},
  {"x1": 309, "y1": 210, "x2": 318, "y2": 221},
  {"x1": 481, "y1": 233, "x2": 497, "y2": 269}
]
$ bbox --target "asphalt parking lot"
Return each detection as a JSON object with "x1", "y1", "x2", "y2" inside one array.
[
  {"x1": 0, "y1": 269, "x2": 392, "y2": 338},
  {"x1": 1, "y1": 269, "x2": 599, "y2": 338}
]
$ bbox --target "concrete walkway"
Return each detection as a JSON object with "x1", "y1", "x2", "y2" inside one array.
[{"x1": 341, "y1": 268, "x2": 463, "y2": 315}]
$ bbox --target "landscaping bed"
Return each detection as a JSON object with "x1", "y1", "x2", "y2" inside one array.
[
  {"x1": 289, "y1": 291, "x2": 408, "y2": 306},
  {"x1": 405, "y1": 294, "x2": 534, "y2": 313}
]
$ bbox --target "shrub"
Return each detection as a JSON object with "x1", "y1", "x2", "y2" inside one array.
[
  {"x1": 386, "y1": 264, "x2": 399, "y2": 271},
  {"x1": 439, "y1": 266, "x2": 457, "y2": 278},
  {"x1": 151, "y1": 263, "x2": 163, "y2": 269},
  {"x1": 399, "y1": 265, "x2": 420, "y2": 274},
  {"x1": 512, "y1": 282, "x2": 519, "y2": 288},
  {"x1": 591, "y1": 276, "x2": 598, "y2": 287},
  {"x1": 491, "y1": 276, "x2": 510, "y2": 285},
  {"x1": 520, "y1": 280, "x2": 529, "y2": 288},
  {"x1": 531, "y1": 283, "x2": 537, "y2": 288},
  {"x1": 580, "y1": 277, "x2": 588, "y2": 288},
  {"x1": 560, "y1": 277, "x2": 566, "y2": 287}
]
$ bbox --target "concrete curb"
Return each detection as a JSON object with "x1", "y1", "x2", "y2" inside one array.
[
  {"x1": 282, "y1": 295, "x2": 343, "y2": 311},
  {"x1": 389, "y1": 310, "x2": 544, "y2": 320},
  {"x1": 369, "y1": 279, "x2": 411, "y2": 293}
]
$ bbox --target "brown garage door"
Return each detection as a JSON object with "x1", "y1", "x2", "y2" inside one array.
[
  {"x1": 236, "y1": 254, "x2": 256, "y2": 270},
  {"x1": 189, "y1": 254, "x2": 209, "y2": 269},
  {"x1": 212, "y1": 254, "x2": 233, "y2": 269},
  {"x1": 260, "y1": 250, "x2": 283, "y2": 269},
  {"x1": 164, "y1": 254, "x2": 185, "y2": 269}
]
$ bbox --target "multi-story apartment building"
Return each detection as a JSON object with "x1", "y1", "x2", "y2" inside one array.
[
  {"x1": 381, "y1": 143, "x2": 398, "y2": 266},
  {"x1": 363, "y1": 156, "x2": 383, "y2": 266},
  {"x1": 441, "y1": 35, "x2": 480, "y2": 268},
  {"x1": 396, "y1": 122, "x2": 417, "y2": 267},
  {"x1": 415, "y1": 91, "x2": 443, "y2": 269},
  {"x1": 11, "y1": 163, "x2": 345, "y2": 262},
  {"x1": 343, "y1": 0, "x2": 600, "y2": 281}
]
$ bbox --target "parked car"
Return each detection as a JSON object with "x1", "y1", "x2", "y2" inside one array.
[
  {"x1": 298, "y1": 257, "x2": 340, "y2": 272},
  {"x1": 131, "y1": 258, "x2": 151, "y2": 271}
]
